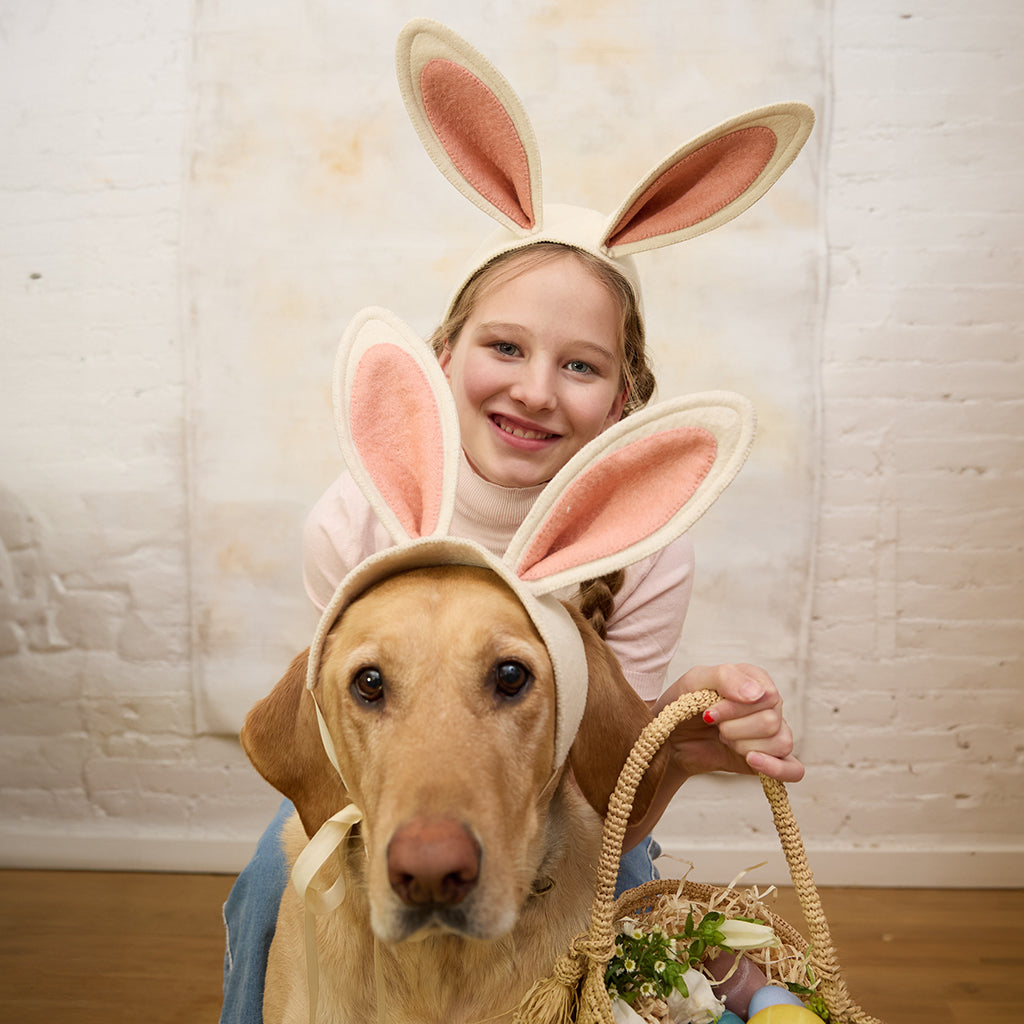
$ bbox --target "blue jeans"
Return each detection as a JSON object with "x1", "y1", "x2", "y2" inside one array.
[
  {"x1": 220, "y1": 800, "x2": 660, "y2": 1023},
  {"x1": 220, "y1": 800, "x2": 292, "y2": 1024}
]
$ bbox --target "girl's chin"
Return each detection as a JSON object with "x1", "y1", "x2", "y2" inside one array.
[{"x1": 465, "y1": 448, "x2": 559, "y2": 490}]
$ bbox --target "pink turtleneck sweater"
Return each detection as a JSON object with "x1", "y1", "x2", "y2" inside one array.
[{"x1": 302, "y1": 455, "x2": 694, "y2": 702}]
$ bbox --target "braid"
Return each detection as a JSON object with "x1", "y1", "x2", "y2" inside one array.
[{"x1": 577, "y1": 569, "x2": 626, "y2": 640}]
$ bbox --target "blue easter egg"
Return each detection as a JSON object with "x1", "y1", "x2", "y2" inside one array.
[
  {"x1": 716, "y1": 1012, "x2": 745, "y2": 1024},
  {"x1": 747, "y1": 985, "x2": 805, "y2": 1016}
]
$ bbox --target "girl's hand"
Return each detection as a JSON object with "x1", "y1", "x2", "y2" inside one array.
[{"x1": 652, "y1": 664, "x2": 805, "y2": 784}]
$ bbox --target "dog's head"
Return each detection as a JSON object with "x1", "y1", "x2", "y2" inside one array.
[{"x1": 242, "y1": 562, "x2": 664, "y2": 943}]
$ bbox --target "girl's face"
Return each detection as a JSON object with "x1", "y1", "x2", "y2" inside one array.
[{"x1": 439, "y1": 253, "x2": 628, "y2": 489}]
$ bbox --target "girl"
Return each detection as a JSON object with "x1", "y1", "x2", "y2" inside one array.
[{"x1": 221, "y1": 240, "x2": 802, "y2": 1024}]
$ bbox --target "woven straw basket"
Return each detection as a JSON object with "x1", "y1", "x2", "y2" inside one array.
[{"x1": 513, "y1": 689, "x2": 883, "y2": 1024}]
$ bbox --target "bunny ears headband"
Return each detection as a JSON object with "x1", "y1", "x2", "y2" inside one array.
[
  {"x1": 396, "y1": 18, "x2": 816, "y2": 317},
  {"x1": 305, "y1": 307, "x2": 756, "y2": 777}
]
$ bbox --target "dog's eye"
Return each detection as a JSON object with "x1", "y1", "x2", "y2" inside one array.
[
  {"x1": 493, "y1": 660, "x2": 532, "y2": 699},
  {"x1": 351, "y1": 667, "x2": 385, "y2": 704}
]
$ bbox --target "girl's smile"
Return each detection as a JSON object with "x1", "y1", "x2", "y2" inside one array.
[
  {"x1": 491, "y1": 412, "x2": 558, "y2": 444},
  {"x1": 439, "y1": 254, "x2": 628, "y2": 489}
]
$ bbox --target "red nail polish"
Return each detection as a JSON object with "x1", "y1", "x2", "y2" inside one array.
[{"x1": 703, "y1": 710, "x2": 716, "y2": 725}]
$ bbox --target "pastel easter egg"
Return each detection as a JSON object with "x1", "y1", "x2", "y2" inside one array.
[
  {"x1": 747, "y1": 1002, "x2": 825, "y2": 1024},
  {"x1": 703, "y1": 952, "x2": 767, "y2": 1018},
  {"x1": 747, "y1": 985, "x2": 806, "y2": 1017}
]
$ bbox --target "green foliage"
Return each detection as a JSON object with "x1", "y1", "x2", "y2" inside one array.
[
  {"x1": 786, "y1": 979, "x2": 830, "y2": 1021},
  {"x1": 786, "y1": 962, "x2": 830, "y2": 1020},
  {"x1": 604, "y1": 910, "x2": 732, "y2": 1006}
]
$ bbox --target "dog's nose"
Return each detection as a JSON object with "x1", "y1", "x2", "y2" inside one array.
[{"x1": 387, "y1": 818, "x2": 480, "y2": 907}]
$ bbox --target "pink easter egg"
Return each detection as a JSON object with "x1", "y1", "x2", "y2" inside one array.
[{"x1": 703, "y1": 952, "x2": 768, "y2": 1018}]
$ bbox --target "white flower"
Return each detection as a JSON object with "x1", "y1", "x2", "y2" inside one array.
[
  {"x1": 611, "y1": 997, "x2": 647, "y2": 1024},
  {"x1": 666, "y1": 968, "x2": 726, "y2": 1024},
  {"x1": 717, "y1": 919, "x2": 779, "y2": 951}
]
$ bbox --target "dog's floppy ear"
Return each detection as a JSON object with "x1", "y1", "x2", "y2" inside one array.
[
  {"x1": 240, "y1": 649, "x2": 348, "y2": 839},
  {"x1": 566, "y1": 605, "x2": 668, "y2": 827}
]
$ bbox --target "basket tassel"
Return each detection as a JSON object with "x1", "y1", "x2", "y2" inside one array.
[{"x1": 512, "y1": 951, "x2": 584, "y2": 1024}]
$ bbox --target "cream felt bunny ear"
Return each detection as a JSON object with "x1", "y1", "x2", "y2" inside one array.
[
  {"x1": 505, "y1": 392, "x2": 755, "y2": 595},
  {"x1": 397, "y1": 18, "x2": 542, "y2": 235},
  {"x1": 602, "y1": 103, "x2": 815, "y2": 257},
  {"x1": 332, "y1": 306, "x2": 460, "y2": 546}
]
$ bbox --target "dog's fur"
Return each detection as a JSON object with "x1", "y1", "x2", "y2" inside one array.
[{"x1": 242, "y1": 564, "x2": 666, "y2": 1023}]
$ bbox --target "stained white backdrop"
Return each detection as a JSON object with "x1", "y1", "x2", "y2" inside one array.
[{"x1": 185, "y1": 0, "x2": 826, "y2": 734}]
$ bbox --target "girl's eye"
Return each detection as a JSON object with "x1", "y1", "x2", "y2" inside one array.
[
  {"x1": 493, "y1": 660, "x2": 533, "y2": 700},
  {"x1": 494, "y1": 341, "x2": 520, "y2": 357},
  {"x1": 566, "y1": 359, "x2": 595, "y2": 375},
  {"x1": 351, "y1": 667, "x2": 385, "y2": 704}
]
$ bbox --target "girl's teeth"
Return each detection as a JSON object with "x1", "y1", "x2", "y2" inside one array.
[{"x1": 498, "y1": 419, "x2": 552, "y2": 440}]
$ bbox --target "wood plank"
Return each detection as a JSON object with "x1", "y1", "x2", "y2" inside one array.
[
  {"x1": 1, "y1": 870, "x2": 1022, "y2": 1022},
  {"x1": 0, "y1": 870, "x2": 234, "y2": 1024}
]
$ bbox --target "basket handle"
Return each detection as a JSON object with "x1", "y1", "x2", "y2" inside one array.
[{"x1": 585, "y1": 688, "x2": 877, "y2": 1022}]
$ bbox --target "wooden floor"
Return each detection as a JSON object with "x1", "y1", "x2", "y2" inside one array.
[{"x1": 0, "y1": 870, "x2": 1021, "y2": 1023}]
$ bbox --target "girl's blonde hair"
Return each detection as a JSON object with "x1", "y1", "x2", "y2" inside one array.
[{"x1": 429, "y1": 242, "x2": 658, "y2": 637}]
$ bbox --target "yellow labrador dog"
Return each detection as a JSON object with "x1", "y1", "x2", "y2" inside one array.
[{"x1": 242, "y1": 564, "x2": 666, "y2": 1024}]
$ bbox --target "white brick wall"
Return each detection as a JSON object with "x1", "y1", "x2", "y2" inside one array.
[
  {"x1": 809, "y1": 0, "x2": 1023, "y2": 866},
  {"x1": 1, "y1": 0, "x2": 1021, "y2": 884},
  {"x1": 0, "y1": 0, "x2": 284, "y2": 868}
]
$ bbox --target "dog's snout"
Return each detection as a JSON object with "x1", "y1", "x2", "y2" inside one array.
[{"x1": 387, "y1": 818, "x2": 480, "y2": 908}]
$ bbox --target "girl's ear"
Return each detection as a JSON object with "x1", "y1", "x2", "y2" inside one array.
[
  {"x1": 605, "y1": 385, "x2": 629, "y2": 428},
  {"x1": 437, "y1": 339, "x2": 453, "y2": 377}
]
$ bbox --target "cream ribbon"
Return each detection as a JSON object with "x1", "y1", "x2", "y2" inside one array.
[{"x1": 291, "y1": 803, "x2": 364, "y2": 1024}]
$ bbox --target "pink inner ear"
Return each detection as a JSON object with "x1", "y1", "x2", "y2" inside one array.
[
  {"x1": 349, "y1": 345, "x2": 444, "y2": 539},
  {"x1": 517, "y1": 428, "x2": 718, "y2": 582},
  {"x1": 606, "y1": 126, "x2": 777, "y2": 248},
  {"x1": 420, "y1": 59, "x2": 534, "y2": 229}
]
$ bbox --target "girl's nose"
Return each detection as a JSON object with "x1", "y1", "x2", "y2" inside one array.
[{"x1": 508, "y1": 361, "x2": 557, "y2": 411}]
